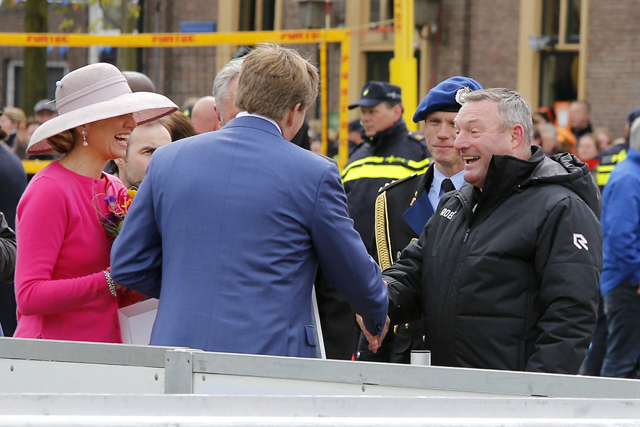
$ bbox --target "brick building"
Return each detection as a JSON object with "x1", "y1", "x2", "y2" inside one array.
[{"x1": 1, "y1": 0, "x2": 639, "y2": 141}]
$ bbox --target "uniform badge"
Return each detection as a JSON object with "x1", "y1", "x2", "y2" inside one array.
[{"x1": 455, "y1": 87, "x2": 472, "y2": 106}]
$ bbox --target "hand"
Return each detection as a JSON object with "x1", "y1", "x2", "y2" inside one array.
[{"x1": 356, "y1": 314, "x2": 390, "y2": 353}]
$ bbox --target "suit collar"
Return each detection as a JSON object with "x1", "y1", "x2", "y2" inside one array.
[
  {"x1": 235, "y1": 111, "x2": 282, "y2": 134},
  {"x1": 225, "y1": 115, "x2": 283, "y2": 138}
]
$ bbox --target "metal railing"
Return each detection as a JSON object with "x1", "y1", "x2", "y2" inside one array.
[{"x1": 1, "y1": 337, "x2": 640, "y2": 425}]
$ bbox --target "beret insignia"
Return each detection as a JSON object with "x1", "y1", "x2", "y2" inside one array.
[{"x1": 455, "y1": 87, "x2": 472, "y2": 106}]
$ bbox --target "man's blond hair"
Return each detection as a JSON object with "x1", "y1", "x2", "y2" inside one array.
[{"x1": 235, "y1": 43, "x2": 319, "y2": 121}]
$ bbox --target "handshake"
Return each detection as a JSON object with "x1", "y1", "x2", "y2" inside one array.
[{"x1": 356, "y1": 313, "x2": 390, "y2": 353}]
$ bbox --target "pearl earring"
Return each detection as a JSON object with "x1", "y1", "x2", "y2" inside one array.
[{"x1": 81, "y1": 129, "x2": 88, "y2": 147}]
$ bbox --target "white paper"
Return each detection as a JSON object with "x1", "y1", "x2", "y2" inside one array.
[{"x1": 118, "y1": 298, "x2": 159, "y2": 345}]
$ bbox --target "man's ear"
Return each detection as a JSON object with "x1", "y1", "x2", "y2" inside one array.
[
  {"x1": 114, "y1": 157, "x2": 125, "y2": 168},
  {"x1": 393, "y1": 104, "x2": 403, "y2": 121},
  {"x1": 281, "y1": 103, "x2": 304, "y2": 141},
  {"x1": 289, "y1": 103, "x2": 303, "y2": 124},
  {"x1": 213, "y1": 103, "x2": 223, "y2": 130},
  {"x1": 510, "y1": 123, "x2": 526, "y2": 150}
]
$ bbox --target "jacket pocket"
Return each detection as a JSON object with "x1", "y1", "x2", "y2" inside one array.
[{"x1": 304, "y1": 325, "x2": 316, "y2": 347}]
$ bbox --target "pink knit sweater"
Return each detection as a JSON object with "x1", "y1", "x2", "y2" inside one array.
[{"x1": 14, "y1": 161, "x2": 127, "y2": 342}]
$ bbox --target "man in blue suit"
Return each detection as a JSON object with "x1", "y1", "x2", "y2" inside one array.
[{"x1": 111, "y1": 43, "x2": 388, "y2": 357}]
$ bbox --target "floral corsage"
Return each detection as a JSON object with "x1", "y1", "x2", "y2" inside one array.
[{"x1": 94, "y1": 180, "x2": 137, "y2": 240}]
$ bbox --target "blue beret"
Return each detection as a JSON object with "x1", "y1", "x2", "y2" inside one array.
[
  {"x1": 349, "y1": 81, "x2": 402, "y2": 109},
  {"x1": 629, "y1": 106, "x2": 640, "y2": 125},
  {"x1": 413, "y1": 76, "x2": 483, "y2": 123}
]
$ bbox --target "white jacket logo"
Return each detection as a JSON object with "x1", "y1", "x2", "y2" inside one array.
[
  {"x1": 440, "y1": 208, "x2": 457, "y2": 220},
  {"x1": 573, "y1": 233, "x2": 588, "y2": 250}
]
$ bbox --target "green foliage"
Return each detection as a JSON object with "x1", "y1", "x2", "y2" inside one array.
[
  {"x1": 58, "y1": 17, "x2": 75, "y2": 32},
  {"x1": 1, "y1": 0, "x2": 140, "y2": 33},
  {"x1": 12, "y1": 0, "x2": 143, "y2": 33}
]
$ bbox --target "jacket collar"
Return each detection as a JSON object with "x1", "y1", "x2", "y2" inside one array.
[
  {"x1": 462, "y1": 145, "x2": 544, "y2": 223},
  {"x1": 224, "y1": 115, "x2": 283, "y2": 138},
  {"x1": 362, "y1": 118, "x2": 408, "y2": 147},
  {"x1": 235, "y1": 111, "x2": 282, "y2": 134},
  {"x1": 482, "y1": 145, "x2": 543, "y2": 197}
]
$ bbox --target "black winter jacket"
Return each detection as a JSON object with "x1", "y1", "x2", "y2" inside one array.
[{"x1": 384, "y1": 146, "x2": 603, "y2": 373}]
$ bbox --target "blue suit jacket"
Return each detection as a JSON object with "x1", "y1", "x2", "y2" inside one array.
[{"x1": 111, "y1": 116, "x2": 388, "y2": 357}]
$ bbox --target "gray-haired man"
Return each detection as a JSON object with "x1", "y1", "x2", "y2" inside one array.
[
  {"x1": 360, "y1": 88, "x2": 602, "y2": 374},
  {"x1": 212, "y1": 58, "x2": 243, "y2": 126}
]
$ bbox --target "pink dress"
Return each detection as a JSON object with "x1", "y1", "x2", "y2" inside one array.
[{"x1": 14, "y1": 161, "x2": 127, "y2": 342}]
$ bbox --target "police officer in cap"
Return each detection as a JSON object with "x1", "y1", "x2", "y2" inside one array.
[
  {"x1": 357, "y1": 76, "x2": 483, "y2": 363},
  {"x1": 342, "y1": 81, "x2": 430, "y2": 253},
  {"x1": 595, "y1": 106, "x2": 640, "y2": 191}
]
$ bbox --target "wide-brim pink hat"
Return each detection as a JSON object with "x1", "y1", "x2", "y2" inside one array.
[{"x1": 27, "y1": 62, "x2": 178, "y2": 155}]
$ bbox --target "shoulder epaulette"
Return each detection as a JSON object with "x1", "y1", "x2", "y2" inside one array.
[
  {"x1": 408, "y1": 132, "x2": 424, "y2": 141},
  {"x1": 377, "y1": 173, "x2": 419, "y2": 194}
]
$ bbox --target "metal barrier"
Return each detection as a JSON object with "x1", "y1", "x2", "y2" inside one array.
[
  {"x1": 3, "y1": 337, "x2": 640, "y2": 398},
  {"x1": 0, "y1": 337, "x2": 168, "y2": 394},
  {"x1": 1, "y1": 394, "x2": 640, "y2": 426},
  {"x1": 1, "y1": 337, "x2": 640, "y2": 425},
  {"x1": 166, "y1": 346, "x2": 640, "y2": 399}
]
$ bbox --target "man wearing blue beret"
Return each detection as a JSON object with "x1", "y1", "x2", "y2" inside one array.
[{"x1": 357, "y1": 76, "x2": 482, "y2": 363}]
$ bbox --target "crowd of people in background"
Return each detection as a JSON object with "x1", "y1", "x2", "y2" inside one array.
[
  {"x1": 531, "y1": 100, "x2": 624, "y2": 175},
  {"x1": 0, "y1": 45, "x2": 639, "y2": 380},
  {"x1": 2, "y1": 90, "x2": 626, "y2": 180}
]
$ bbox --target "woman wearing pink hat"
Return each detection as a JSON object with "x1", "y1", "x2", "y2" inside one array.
[{"x1": 14, "y1": 63, "x2": 177, "y2": 342}]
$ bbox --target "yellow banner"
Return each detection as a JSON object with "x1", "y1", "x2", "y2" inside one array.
[{"x1": 0, "y1": 29, "x2": 348, "y2": 47}]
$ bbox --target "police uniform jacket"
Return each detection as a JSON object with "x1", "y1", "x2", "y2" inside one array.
[
  {"x1": 383, "y1": 146, "x2": 603, "y2": 373},
  {"x1": 595, "y1": 141, "x2": 628, "y2": 191},
  {"x1": 341, "y1": 118, "x2": 429, "y2": 251}
]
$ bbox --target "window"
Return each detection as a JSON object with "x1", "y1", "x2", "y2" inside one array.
[
  {"x1": 565, "y1": 0, "x2": 581, "y2": 44},
  {"x1": 370, "y1": 0, "x2": 394, "y2": 26},
  {"x1": 537, "y1": 0, "x2": 584, "y2": 107},
  {"x1": 239, "y1": 0, "x2": 276, "y2": 31},
  {"x1": 541, "y1": 0, "x2": 561, "y2": 44},
  {"x1": 366, "y1": 51, "x2": 394, "y2": 83},
  {"x1": 539, "y1": 51, "x2": 578, "y2": 107},
  {"x1": 6, "y1": 60, "x2": 68, "y2": 109},
  {"x1": 541, "y1": 0, "x2": 581, "y2": 46}
]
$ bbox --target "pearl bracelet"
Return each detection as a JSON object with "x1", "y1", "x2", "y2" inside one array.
[{"x1": 104, "y1": 270, "x2": 117, "y2": 297}]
